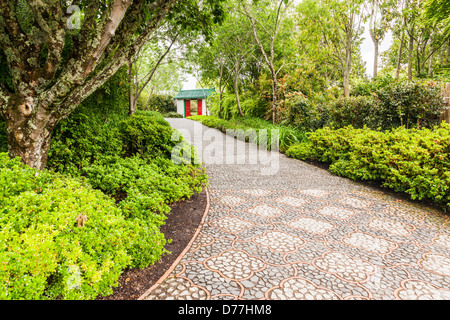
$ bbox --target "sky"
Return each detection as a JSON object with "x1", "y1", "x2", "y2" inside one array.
[{"x1": 181, "y1": 20, "x2": 395, "y2": 90}]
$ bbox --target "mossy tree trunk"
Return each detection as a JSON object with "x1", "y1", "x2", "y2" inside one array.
[{"x1": 0, "y1": 0, "x2": 178, "y2": 169}]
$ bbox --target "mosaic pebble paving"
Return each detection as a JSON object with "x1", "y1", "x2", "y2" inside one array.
[
  {"x1": 143, "y1": 119, "x2": 450, "y2": 301},
  {"x1": 144, "y1": 188, "x2": 450, "y2": 301}
]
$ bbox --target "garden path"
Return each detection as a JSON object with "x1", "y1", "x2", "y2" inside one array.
[{"x1": 140, "y1": 119, "x2": 450, "y2": 300}]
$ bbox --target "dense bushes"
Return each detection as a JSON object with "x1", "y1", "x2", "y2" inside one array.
[
  {"x1": 0, "y1": 108, "x2": 207, "y2": 299},
  {"x1": 0, "y1": 68, "x2": 207, "y2": 299},
  {"x1": 373, "y1": 80, "x2": 444, "y2": 130},
  {"x1": 278, "y1": 94, "x2": 329, "y2": 131},
  {"x1": 140, "y1": 95, "x2": 177, "y2": 114},
  {"x1": 208, "y1": 93, "x2": 267, "y2": 120},
  {"x1": 0, "y1": 154, "x2": 162, "y2": 299},
  {"x1": 327, "y1": 96, "x2": 375, "y2": 129},
  {"x1": 286, "y1": 123, "x2": 450, "y2": 210},
  {"x1": 278, "y1": 77, "x2": 445, "y2": 131}
]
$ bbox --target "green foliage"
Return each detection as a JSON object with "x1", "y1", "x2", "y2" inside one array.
[
  {"x1": 163, "y1": 111, "x2": 184, "y2": 118},
  {"x1": 286, "y1": 124, "x2": 450, "y2": 210},
  {"x1": 208, "y1": 93, "x2": 267, "y2": 120},
  {"x1": 278, "y1": 94, "x2": 329, "y2": 131},
  {"x1": 47, "y1": 67, "x2": 129, "y2": 175},
  {"x1": 279, "y1": 77, "x2": 446, "y2": 132},
  {"x1": 140, "y1": 95, "x2": 177, "y2": 114},
  {"x1": 328, "y1": 96, "x2": 375, "y2": 129},
  {"x1": 118, "y1": 113, "x2": 179, "y2": 159},
  {"x1": 373, "y1": 79, "x2": 444, "y2": 130},
  {"x1": 0, "y1": 154, "x2": 141, "y2": 299}
]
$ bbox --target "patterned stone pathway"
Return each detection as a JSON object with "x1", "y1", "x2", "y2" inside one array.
[{"x1": 141, "y1": 119, "x2": 450, "y2": 300}]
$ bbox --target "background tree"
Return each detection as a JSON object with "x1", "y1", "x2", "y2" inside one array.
[
  {"x1": 240, "y1": 0, "x2": 292, "y2": 123},
  {"x1": 296, "y1": 0, "x2": 366, "y2": 97}
]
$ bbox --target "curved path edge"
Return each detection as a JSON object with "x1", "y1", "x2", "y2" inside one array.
[{"x1": 138, "y1": 187, "x2": 211, "y2": 300}]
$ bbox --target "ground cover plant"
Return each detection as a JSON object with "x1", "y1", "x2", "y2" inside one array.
[{"x1": 286, "y1": 123, "x2": 450, "y2": 211}]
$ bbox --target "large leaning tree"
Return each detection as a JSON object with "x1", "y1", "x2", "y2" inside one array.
[{"x1": 0, "y1": 0, "x2": 224, "y2": 169}]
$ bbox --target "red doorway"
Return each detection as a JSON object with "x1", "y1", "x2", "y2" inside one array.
[
  {"x1": 197, "y1": 99, "x2": 202, "y2": 116},
  {"x1": 185, "y1": 100, "x2": 191, "y2": 117}
]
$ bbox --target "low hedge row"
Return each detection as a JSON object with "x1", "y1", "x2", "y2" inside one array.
[{"x1": 286, "y1": 123, "x2": 450, "y2": 211}]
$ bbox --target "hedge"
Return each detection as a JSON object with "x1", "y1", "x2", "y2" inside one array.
[{"x1": 286, "y1": 123, "x2": 450, "y2": 211}]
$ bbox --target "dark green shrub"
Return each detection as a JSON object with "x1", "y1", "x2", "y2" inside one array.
[
  {"x1": 328, "y1": 96, "x2": 375, "y2": 129},
  {"x1": 373, "y1": 79, "x2": 444, "y2": 130},
  {"x1": 163, "y1": 111, "x2": 183, "y2": 118},
  {"x1": 47, "y1": 111, "x2": 123, "y2": 175},
  {"x1": 47, "y1": 67, "x2": 129, "y2": 175},
  {"x1": 119, "y1": 114, "x2": 179, "y2": 159},
  {"x1": 278, "y1": 94, "x2": 329, "y2": 131},
  {"x1": 143, "y1": 95, "x2": 177, "y2": 114}
]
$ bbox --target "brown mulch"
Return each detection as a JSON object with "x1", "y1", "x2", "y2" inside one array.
[{"x1": 97, "y1": 189, "x2": 208, "y2": 300}]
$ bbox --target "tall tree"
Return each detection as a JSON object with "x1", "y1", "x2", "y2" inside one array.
[
  {"x1": 296, "y1": 0, "x2": 366, "y2": 97},
  {"x1": 240, "y1": 0, "x2": 292, "y2": 123},
  {"x1": 366, "y1": 0, "x2": 395, "y2": 78},
  {"x1": 0, "y1": 0, "x2": 224, "y2": 169}
]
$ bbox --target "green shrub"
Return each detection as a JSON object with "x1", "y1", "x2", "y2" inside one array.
[
  {"x1": 119, "y1": 114, "x2": 179, "y2": 159},
  {"x1": 141, "y1": 95, "x2": 176, "y2": 114},
  {"x1": 373, "y1": 79, "x2": 444, "y2": 130},
  {"x1": 47, "y1": 111, "x2": 124, "y2": 175},
  {"x1": 278, "y1": 94, "x2": 328, "y2": 131},
  {"x1": 286, "y1": 123, "x2": 450, "y2": 210},
  {"x1": 134, "y1": 110, "x2": 171, "y2": 127},
  {"x1": 163, "y1": 111, "x2": 183, "y2": 118},
  {"x1": 328, "y1": 96, "x2": 375, "y2": 129}
]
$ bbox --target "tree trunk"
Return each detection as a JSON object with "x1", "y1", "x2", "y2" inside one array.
[
  {"x1": 343, "y1": 25, "x2": 352, "y2": 98},
  {"x1": 396, "y1": 34, "x2": 405, "y2": 80},
  {"x1": 128, "y1": 59, "x2": 135, "y2": 116},
  {"x1": 272, "y1": 75, "x2": 277, "y2": 124},
  {"x1": 427, "y1": 52, "x2": 434, "y2": 77},
  {"x1": 3, "y1": 97, "x2": 56, "y2": 170},
  {"x1": 218, "y1": 64, "x2": 223, "y2": 119},
  {"x1": 373, "y1": 38, "x2": 379, "y2": 78},
  {"x1": 234, "y1": 59, "x2": 245, "y2": 118},
  {"x1": 408, "y1": 31, "x2": 414, "y2": 81},
  {"x1": 218, "y1": 90, "x2": 223, "y2": 119}
]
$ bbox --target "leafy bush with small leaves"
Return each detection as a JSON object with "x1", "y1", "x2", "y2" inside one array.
[
  {"x1": 119, "y1": 113, "x2": 179, "y2": 159},
  {"x1": 163, "y1": 111, "x2": 184, "y2": 118},
  {"x1": 188, "y1": 115, "x2": 307, "y2": 152},
  {"x1": 286, "y1": 123, "x2": 450, "y2": 210},
  {"x1": 0, "y1": 154, "x2": 160, "y2": 300},
  {"x1": 327, "y1": 96, "x2": 375, "y2": 129},
  {"x1": 141, "y1": 95, "x2": 177, "y2": 114},
  {"x1": 278, "y1": 94, "x2": 329, "y2": 131}
]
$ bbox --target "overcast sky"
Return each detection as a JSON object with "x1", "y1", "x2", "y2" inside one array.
[{"x1": 181, "y1": 20, "x2": 394, "y2": 90}]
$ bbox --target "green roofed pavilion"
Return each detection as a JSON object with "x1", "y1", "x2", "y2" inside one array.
[
  {"x1": 174, "y1": 88, "x2": 215, "y2": 118},
  {"x1": 174, "y1": 88, "x2": 215, "y2": 100}
]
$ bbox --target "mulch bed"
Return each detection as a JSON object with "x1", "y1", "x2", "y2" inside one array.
[{"x1": 97, "y1": 189, "x2": 208, "y2": 300}]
